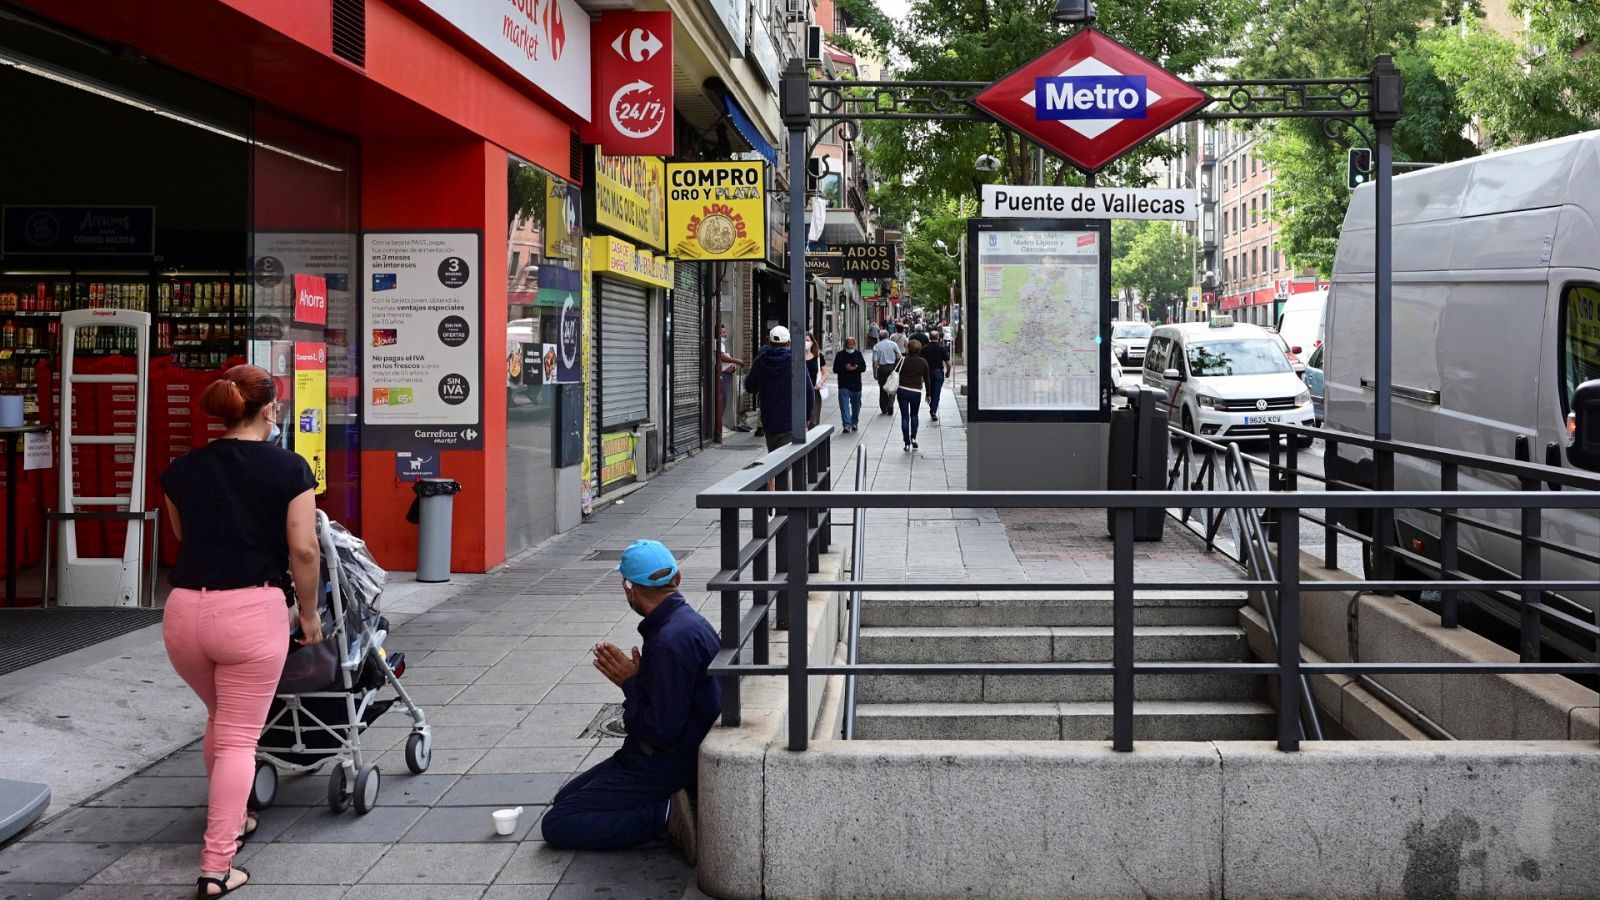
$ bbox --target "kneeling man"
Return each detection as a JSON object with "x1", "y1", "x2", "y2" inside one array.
[{"x1": 541, "y1": 540, "x2": 722, "y2": 861}]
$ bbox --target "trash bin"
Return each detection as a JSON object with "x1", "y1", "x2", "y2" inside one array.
[
  {"x1": 409, "y1": 478, "x2": 461, "y2": 583},
  {"x1": 1106, "y1": 387, "x2": 1168, "y2": 541}
]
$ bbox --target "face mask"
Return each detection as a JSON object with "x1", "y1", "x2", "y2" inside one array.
[{"x1": 269, "y1": 423, "x2": 282, "y2": 444}]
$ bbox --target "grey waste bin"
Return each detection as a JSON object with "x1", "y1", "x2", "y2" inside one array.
[
  {"x1": 411, "y1": 478, "x2": 461, "y2": 583},
  {"x1": 1106, "y1": 387, "x2": 1168, "y2": 541}
]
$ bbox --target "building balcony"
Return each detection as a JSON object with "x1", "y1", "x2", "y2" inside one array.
[{"x1": 822, "y1": 206, "x2": 869, "y2": 244}]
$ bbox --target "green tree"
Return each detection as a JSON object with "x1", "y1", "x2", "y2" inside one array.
[
  {"x1": 1111, "y1": 220, "x2": 1194, "y2": 321},
  {"x1": 834, "y1": 0, "x2": 1248, "y2": 212},
  {"x1": 901, "y1": 199, "x2": 971, "y2": 313},
  {"x1": 1234, "y1": 0, "x2": 1478, "y2": 274}
]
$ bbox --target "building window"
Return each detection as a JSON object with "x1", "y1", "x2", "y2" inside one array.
[
  {"x1": 1222, "y1": 210, "x2": 1229, "y2": 233},
  {"x1": 1250, "y1": 155, "x2": 1257, "y2": 176}
]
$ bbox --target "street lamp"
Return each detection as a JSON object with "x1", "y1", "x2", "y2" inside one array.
[
  {"x1": 1051, "y1": 0, "x2": 1096, "y2": 26},
  {"x1": 932, "y1": 238, "x2": 966, "y2": 357}
]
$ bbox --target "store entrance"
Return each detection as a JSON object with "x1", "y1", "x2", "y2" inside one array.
[{"x1": 0, "y1": 13, "x2": 360, "y2": 613}]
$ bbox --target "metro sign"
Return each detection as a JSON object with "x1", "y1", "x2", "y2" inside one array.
[{"x1": 972, "y1": 29, "x2": 1210, "y2": 174}]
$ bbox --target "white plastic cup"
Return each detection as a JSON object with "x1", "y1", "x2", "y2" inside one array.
[{"x1": 492, "y1": 806, "x2": 523, "y2": 836}]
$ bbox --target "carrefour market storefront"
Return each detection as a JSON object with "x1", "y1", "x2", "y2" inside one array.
[{"x1": 1, "y1": 0, "x2": 590, "y2": 583}]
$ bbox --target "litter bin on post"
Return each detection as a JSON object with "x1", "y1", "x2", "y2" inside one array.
[
  {"x1": 409, "y1": 478, "x2": 461, "y2": 583},
  {"x1": 1106, "y1": 386, "x2": 1168, "y2": 541}
]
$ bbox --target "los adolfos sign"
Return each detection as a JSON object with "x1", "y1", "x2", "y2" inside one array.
[{"x1": 971, "y1": 29, "x2": 1209, "y2": 174}]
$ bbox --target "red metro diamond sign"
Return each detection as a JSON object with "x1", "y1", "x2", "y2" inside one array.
[{"x1": 972, "y1": 29, "x2": 1210, "y2": 174}]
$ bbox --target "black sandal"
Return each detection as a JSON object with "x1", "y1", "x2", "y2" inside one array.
[
  {"x1": 195, "y1": 866, "x2": 249, "y2": 897},
  {"x1": 235, "y1": 813, "x2": 258, "y2": 850}
]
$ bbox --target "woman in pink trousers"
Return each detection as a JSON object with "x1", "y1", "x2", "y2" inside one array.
[{"x1": 160, "y1": 364, "x2": 323, "y2": 897}]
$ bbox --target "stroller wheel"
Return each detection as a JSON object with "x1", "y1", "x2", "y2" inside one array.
[
  {"x1": 248, "y1": 761, "x2": 278, "y2": 811},
  {"x1": 327, "y1": 764, "x2": 350, "y2": 813},
  {"x1": 405, "y1": 733, "x2": 431, "y2": 774},
  {"x1": 354, "y1": 764, "x2": 381, "y2": 815}
]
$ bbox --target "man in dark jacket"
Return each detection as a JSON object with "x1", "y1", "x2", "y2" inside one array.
[
  {"x1": 921, "y1": 330, "x2": 952, "y2": 422},
  {"x1": 744, "y1": 325, "x2": 815, "y2": 451},
  {"x1": 542, "y1": 540, "x2": 721, "y2": 863}
]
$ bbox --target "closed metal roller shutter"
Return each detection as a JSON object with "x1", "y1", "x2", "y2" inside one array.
[
  {"x1": 598, "y1": 278, "x2": 650, "y2": 428},
  {"x1": 668, "y1": 264, "x2": 704, "y2": 459}
]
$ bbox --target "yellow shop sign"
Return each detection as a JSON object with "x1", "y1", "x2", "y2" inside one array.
[
  {"x1": 591, "y1": 235, "x2": 674, "y2": 289},
  {"x1": 665, "y1": 161, "x2": 767, "y2": 261},
  {"x1": 594, "y1": 152, "x2": 666, "y2": 250}
]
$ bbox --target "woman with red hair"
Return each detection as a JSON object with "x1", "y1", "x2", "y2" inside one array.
[{"x1": 160, "y1": 364, "x2": 323, "y2": 897}]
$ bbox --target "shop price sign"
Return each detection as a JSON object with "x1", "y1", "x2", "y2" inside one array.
[
  {"x1": 362, "y1": 232, "x2": 484, "y2": 449},
  {"x1": 971, "y1": 29, "x2": 1209, "y2": 174},
  {"x1": 588, "y1": 12, "x2": 674, "y2": 156}
]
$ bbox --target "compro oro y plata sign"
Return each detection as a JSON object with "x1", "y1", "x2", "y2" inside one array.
[
  {"x1": 982, "y1": 185, "x2": 1198, "y2": 220},
  {"x1": 665, "y1": 161, "x2": 766, "y2": 260}
]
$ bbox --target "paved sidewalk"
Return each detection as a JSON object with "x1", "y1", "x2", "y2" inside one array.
[{"x1": 0, "y1": 366, "x2": 1242, "y2": 898}]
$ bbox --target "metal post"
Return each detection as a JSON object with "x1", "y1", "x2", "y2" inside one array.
[
  {"x1": 1519, "y1": 467, "x2": 1543, "y2": 663},
  {"x1": 719, "y1": 508, "x2": 743, "y2": 726},
  {"x1": 782, "y1": 59, "x2": 810, "y2": 446},
  {"x1": 753, "y1": 505, "x2": 771, "y2": 664},
  {"x1": 1112, "y1": 507, "x2": 1135, "y2": 752},
  {"x1": 1371, "y1": 57, "x2": 1402, "y2": 583},
  {"x1": 1439, "y1": 463, "x2": 1459, "y2": 628},
  {"x1": 1276, "y1": 510, "x2": 1302, "y2": 751},
  {"x1": 1324, "y1": 437, "x2": 1339, "y2": 565},
  {"x1": 785, "y1": 502, "x2": 809, "y2": 751}
]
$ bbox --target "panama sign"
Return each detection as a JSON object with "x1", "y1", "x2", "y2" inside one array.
[
  {"x1": 971, "y1": 29, "x2": 1210, "y2": 174},
  {"x1": 805, "y1": 242, "x2": 898, "y2": 278}
]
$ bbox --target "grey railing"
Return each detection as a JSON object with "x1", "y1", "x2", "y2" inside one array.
[
  {"x1": 841, "y1": 443, "x2": 868, "y2": 740},
  {"x1": 698, "y1": 431, "x2": 1600, "y2": 752}
]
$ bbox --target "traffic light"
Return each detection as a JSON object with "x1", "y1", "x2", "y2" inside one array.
[{"x1": 1347, "y1": 147, "x2": 1373, "y2": 189}]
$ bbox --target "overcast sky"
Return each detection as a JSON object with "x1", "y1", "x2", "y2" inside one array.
[{"x1": 875, "y1": 0, "x2": 911, "y2": 22}]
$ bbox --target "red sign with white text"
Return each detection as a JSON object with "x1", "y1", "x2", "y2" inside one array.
[
  {"x1": 293, "y1": 273, "x2": 327, "y2": 326},
  {"x1": 971, "y1": 29, "x2": 1210, "y2": 174},
  {"x1": 588, "y1": 12, "x2": 674, "y2": 156}
]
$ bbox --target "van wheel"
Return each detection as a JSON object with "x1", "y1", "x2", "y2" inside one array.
[{"x1": 1361, "y1": 534, "x2": 1424, "y2": 601}]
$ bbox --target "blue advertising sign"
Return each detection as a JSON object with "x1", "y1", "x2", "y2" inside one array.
[
  {"x1": 2, "y1": 205, "x2": 156, "y2": 255},
  {"x1": 1034, "y1": 76, "x2": 1148, "y2": 121}
]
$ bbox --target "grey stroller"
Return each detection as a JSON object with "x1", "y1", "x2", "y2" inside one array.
[{"x1": 247, "y1": 510, "x2": 431, "y2": 814}]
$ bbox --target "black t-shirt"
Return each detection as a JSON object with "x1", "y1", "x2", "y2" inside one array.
[
  {"x1": 162, "y1": 439, "x2": 317, "y2": 590},
  {"x1": 922, "y1": 342, "x2": 950, "y2": 371},
  {"x1": 833, "y1": 349, "x2": 867, "y2": 390}
]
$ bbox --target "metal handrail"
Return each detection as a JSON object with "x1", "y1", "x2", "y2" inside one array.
[{"x1": 842, "y1": 444, "x2": 867, "y2": 739}]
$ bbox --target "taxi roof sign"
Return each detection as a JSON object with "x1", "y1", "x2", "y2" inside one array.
[{"x1": 971, "y1": 29, "x2": 1210, "y2": 174}]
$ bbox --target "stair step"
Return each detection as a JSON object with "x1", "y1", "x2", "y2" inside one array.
[
  {"x1": 853, "y1": 700, "x2": 1277, "y2": 741},
  {"x1": 859, "y1": 625, "x2": 1249, "y2": 664},
  {"x1": 860, "y1": 592, "x2": 1249, "y2": 628},
  {"x1": 854, "y1": 671, "x2": 1266, "y2": 704}
]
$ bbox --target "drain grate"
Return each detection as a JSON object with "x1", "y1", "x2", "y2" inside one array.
[
  {"x1": 0, "y1": 608, "x2": 165, "y2": 677},
  {"x1": 580, "y1": 703, "x2": 628, "y2": 739},
  {"x1": 583, "y1": 549, "x2": 626, "y2": 561}
]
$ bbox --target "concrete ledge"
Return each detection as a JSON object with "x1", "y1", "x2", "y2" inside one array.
[{"x1": 702, "y1": 738, "x2": 1600, "y2": 899}]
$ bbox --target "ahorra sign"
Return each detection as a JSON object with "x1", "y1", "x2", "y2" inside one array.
[{"x1": 971, "y1": 29, "x2": 1209, "y2": 174}]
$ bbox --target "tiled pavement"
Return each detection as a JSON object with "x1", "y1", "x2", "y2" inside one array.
[{"x1": 0, "y1": 366, "x2": 1244, "y2": 898}]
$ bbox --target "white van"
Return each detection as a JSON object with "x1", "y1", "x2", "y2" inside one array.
[
  {"x1": 1323, "y1": 131, "x2": 1600, "y2": 658},
  {"x1": 1274, "y1": 288, "x2": 1326, "y2": 356},
  {"x1": 1143, "y1": 317, "x2": 1315, "y2": 441}
]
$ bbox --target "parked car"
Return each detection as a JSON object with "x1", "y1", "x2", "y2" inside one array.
[
  {"x1": 1111, "y1": 320, "x2": 1152, "y2": 366},
  {"x1": 1323, "y1": 129, "x2": 1600, "y2": 658},
  {"x1": 1142, "y1": 316, "x2": 1315, "y2": 443},
  {"x1": 1303, "y1": 343, "x2": 1325, "y2": 425}
]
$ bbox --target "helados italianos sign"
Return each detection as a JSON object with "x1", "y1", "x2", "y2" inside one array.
[{"x1": 665, "y1": 161, "x2": 766, "y2": 261}]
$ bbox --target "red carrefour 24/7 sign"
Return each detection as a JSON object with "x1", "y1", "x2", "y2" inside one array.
[{"x1": 972, "y1": 29, "x2": 1210, "y2": 174}]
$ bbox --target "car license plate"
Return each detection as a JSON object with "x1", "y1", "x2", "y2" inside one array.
[{"x1": 1243, "y1": 415, "x2": 1282, "y2": 425}]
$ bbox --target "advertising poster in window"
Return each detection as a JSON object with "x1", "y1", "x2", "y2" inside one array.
[
  {"x1": 294, "y1": 341, "x2": 328, "y2": 494},
  {"x1": 362, "y1": 231, "x2": 484, "y2": 449},
  {"x1": 970, "y1": 224, "x2": 1108, "y2": 419}
]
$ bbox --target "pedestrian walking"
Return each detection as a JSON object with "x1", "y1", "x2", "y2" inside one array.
[
  {"x1": 159, "y1": 364, "x2": 323, "y2": 898},
  {"x1": 872, "y1": 328, "x2": 903, "y2": 415},
  {"x1": 744, "y1": 325, "x2": 815, "y2": 450},
  {"x1": 713, "y1": 323, "x2": 745, "y2": 443},
  {"x1": 921, "y1": 329, "x2": 952, "y2": 422},
  {"x1": 897, "y1": 339, "x2": 931, "y2": 450},
  {"x1": 832, "y1": 336, "x2": 866, "y2": 432},
  {"x1": 542, "y1": 540, "x2": 721, "y2": 863},
  {"x1": 891, "y1": 324, "x2": 909, "y2": 354},
  {"x1": 804, "y1": 332, "x2": 829, "y2": 430}
]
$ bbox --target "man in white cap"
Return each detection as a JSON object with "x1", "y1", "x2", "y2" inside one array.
[
  {"x1": 743, "y1": 324, "x2": 815, "y2": 451},
  {"x1": 541, "y1": 539, "x2": 721, "y2": 862}
]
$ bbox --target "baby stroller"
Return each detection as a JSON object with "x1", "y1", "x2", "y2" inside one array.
[{"x1": 247, "y1": 510, "x2": 431, "y2": 814}]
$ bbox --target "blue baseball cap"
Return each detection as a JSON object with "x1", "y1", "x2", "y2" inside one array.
[{"x1": 617, "y1": 539, "x2": 680, "y2": 587}]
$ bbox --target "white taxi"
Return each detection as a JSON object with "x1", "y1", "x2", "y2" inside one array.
[{"x1": 1142, "y1": 316, "x2": 1315, "y2": 443}]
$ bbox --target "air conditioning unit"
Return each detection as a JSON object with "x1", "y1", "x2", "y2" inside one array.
[
  {"x1": 786, "y1": 0, "x2": 810, "y2": 24},
  {"x1": 805, "y1": 25, "x2": 823, "y2": 64}
]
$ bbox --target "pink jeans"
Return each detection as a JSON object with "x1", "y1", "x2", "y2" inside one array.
[{"x1": 163, "y1": 586, "x2": 289, "y2": 872}]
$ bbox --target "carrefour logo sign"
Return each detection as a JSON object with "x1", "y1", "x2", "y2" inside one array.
[{"x1": 1035, "y1": 75, "x2": 1148, "y2": 120}]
